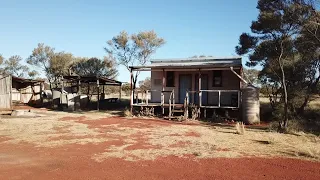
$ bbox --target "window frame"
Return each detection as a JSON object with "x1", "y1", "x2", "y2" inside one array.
[
  {"x1": 212, "y1": 70, "x2": 222, "y2": 87},
  {"x1": 166, "y1": 71, "x2": 175, "y2": 87}
]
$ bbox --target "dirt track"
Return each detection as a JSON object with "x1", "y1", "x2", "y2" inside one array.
[{"x1": 0, "y1": 111, "x2": 319, "y2": 180}]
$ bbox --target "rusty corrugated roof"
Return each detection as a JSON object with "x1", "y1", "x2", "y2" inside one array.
[{"x1": 130, "y1": 56, "x2": 242, "y2": 69}]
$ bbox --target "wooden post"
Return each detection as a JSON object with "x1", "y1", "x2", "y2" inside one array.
[
  {"x1": 78, "y1": 80, "x2": 81, "y2": 94},
  {"x1": 9, "y1": 75, "x2": 12, "y2": 110},
  {"x1": 97, "y1": 79, "x2": 100, "y2": 110},
  {"x1": 61, "y1": 76, "x2": 64, "y2": 105},
  {"x1": 136, "y1": 91, "x2": 139, "y2": 104},
  {"x1": 184, "y1": 91, "x2": 189, "y2": 120},
  {"x1": 76, "y1": 80, "x2": 81, "y2": 111},
  {"x1": 238, "y1": 90, "x2": 241, "y2": 108},
  {"x1": 172, "y1": 89, "x2": 175, "y2": 108},
  {"x1": 40, "y1": 82, "x2": 44, "y2": 104},
  {"x1": 119, "y1": 83, "x2": 122, "y2": 102},
  {"x1": 31, "y1": 84, "x2": 35, "y2": 101},
  {"x1": 87, "y1": 82, "x2": 90, "y2": 105},
  {"x1": 162, "y1": 69, "x2": 165, "y2": 115},
  {"x1": 240, "y1": 67, "x2": 243, "y2": 88},
  {"x1": 102, "y1": 84, "x2": 105, "y2": 100},
  {"x1": 130, "y1": 69, "x2": 133, "y2": 114},
  {"x1": 146, "y1": 90, "x2": 149, "y2": 105},
  {"x1": 218, "y1": 90, "x2": 221, "y2": 108},
  {"x1": 61, "y1": 76, "x2": 64, "y2": 93},
  {"x1": 198, "y1": 69, "x2": 202, "y2": 107},
  {"x1": 169, "y1": 91, "x2": 172, "y2": 120}
]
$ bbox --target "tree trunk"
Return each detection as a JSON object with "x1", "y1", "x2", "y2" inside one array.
[
  {"x1": 277, "y1": 40, "x2": 289, "y2": 132},
  {"x1": 297, "y1": 96, "x2": 309, "y2": 115},
  {"x1": 279, "y1": 64, "x2": 289, "y2": 132},
  {"x1": 297, "y1": 72, "x2": 320, "y2": 115}
]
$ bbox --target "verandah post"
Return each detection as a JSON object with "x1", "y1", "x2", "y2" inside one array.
[
  {"x1": 97, "y1": 79, "x2": 100, "y2": 110},
  {"x1": 146, "y1": 90, "x2": 149, "y2": 105},
  {"x1": 218, "y1": 90, "x2": 221, "y2": 108},
  {"x1": 162, "y1": 69, "x2": 165, "y2": 115},
  {"x1": 119, "y1": 83, "x2": 122, "y2": 102},
  {"x1": 198, "y1": 69, "x2": 202, "y2": 118},
  {"x1": 169, "y1": 91, "x2": 172, "y2": 120},
  {"x1": 130, "y1": 69, "x2": 133, "y2": 114},
  {"x1": 184, "y1": 91, "x2": 189, "y2": 120},
  {"x1": 102, "y1": 84, "x2": 104, "y2": 100}
]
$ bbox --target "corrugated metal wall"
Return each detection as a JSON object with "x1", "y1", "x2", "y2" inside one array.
[
  {"x1": 32, "y1": 85, "x2": 42, "y2": 102},
  {"x1": 20, "y1": 86, "x2": 33, "y2": 103},
  {"x1": 12, "y1": 81, "x2": 43, "y2": 104},
  {"x1": 12, "y1": 88, "x2": 21, "y2": 102},
  {"x1": 0, "y1": 75, "x2": 12, "y2": 109}
]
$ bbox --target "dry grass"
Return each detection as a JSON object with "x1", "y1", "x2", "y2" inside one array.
[
  {"x1": 1, "y1": 110, "x2": 319, "y2": 162},
  {"x1": 93, "y1": 122, "x2": 320, "y2": 162},
  {"x1": 296, "y1": 146, "x2": 320, "y2": 159},
  {"x1": 307, "y1": 95, "x2": 320, "y2": 110},
  {"x1": 235, "y1": 122, "x2": 245, "y2": 135},
  {"x1": 0, "y1": 110, "x2": 109, "y2": 147},
  {"x1": 124, "y1": 108, "x2": 132, "y2": 117}
]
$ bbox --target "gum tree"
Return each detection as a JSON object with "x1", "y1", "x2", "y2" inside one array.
[
  {"x1": 235, "y1": 0, "x2": 316, "y2": 131},
  {"x1": 105, "y1": 30, "x2": 165, "y2": 88}
]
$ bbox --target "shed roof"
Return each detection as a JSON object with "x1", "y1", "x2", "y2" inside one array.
[
  {"x1": 12, "y1": 76, "x2": 45, "y2": 84},
  {"x1": 130, "y1": 56, "x2": 242, "y2": 69},
  {"x1": 62, "y1": 75, "x2": 122, "y2": 86}
]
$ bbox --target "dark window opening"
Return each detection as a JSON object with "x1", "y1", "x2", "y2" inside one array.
[
  {"x1": 213, "y1": 70, "x2": 222, "y2": 87},
  {"x1": 166, "y1": 71, "x2": 175, "y2": 87}
]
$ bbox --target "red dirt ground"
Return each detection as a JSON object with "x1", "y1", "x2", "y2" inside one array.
[
  {"x1": 0, "y1": 140, "x2": 319, "y2": 180},
  {"x1": 0, "y1": 116, "x2": 319, "y2": 180},
  {"x1": 185, "y1": 131, "x2": 201, "y2": 137}
]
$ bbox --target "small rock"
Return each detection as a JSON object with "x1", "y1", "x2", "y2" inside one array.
[
  {"x1": 11, "y1": 110, "x2": 25, "y2": 116},
  {"x1": 11, "y1": 110, "x2": 37, "y2": 117}
]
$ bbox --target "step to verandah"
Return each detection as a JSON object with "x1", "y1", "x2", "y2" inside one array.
[{"x1": 172, "y1": 109, "x2": 184, "y2": 113}]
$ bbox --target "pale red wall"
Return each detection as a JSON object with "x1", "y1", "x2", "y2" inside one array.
[{"x1": 150, "y1": 69, "x2": 241, "y2": 105}]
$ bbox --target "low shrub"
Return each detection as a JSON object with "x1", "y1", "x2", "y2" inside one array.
[
  {"x1": 269, "y1": 119, "x2": 304, "y2": 134},
  {"x1": 124, "y1": 108, "x2": 132, "y2": 117}
]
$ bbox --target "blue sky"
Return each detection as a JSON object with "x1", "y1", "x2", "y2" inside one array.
[{"x1": 0, "y1": 0, "x2": 258, "y2": 82}]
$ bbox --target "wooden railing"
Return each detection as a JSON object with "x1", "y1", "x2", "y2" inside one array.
[
  {"x1": 185, "y1": 90, "x2": 241, "y2": 108},
  {"x1": 132, "y1": 89, "x2": 156, "y2": 106},
  {"x1": 132, "y1": 89, "x2": 175, "y2": 107},
  {"x1": 132, "y1": 89, "x2": 240, "y2": 109}
]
